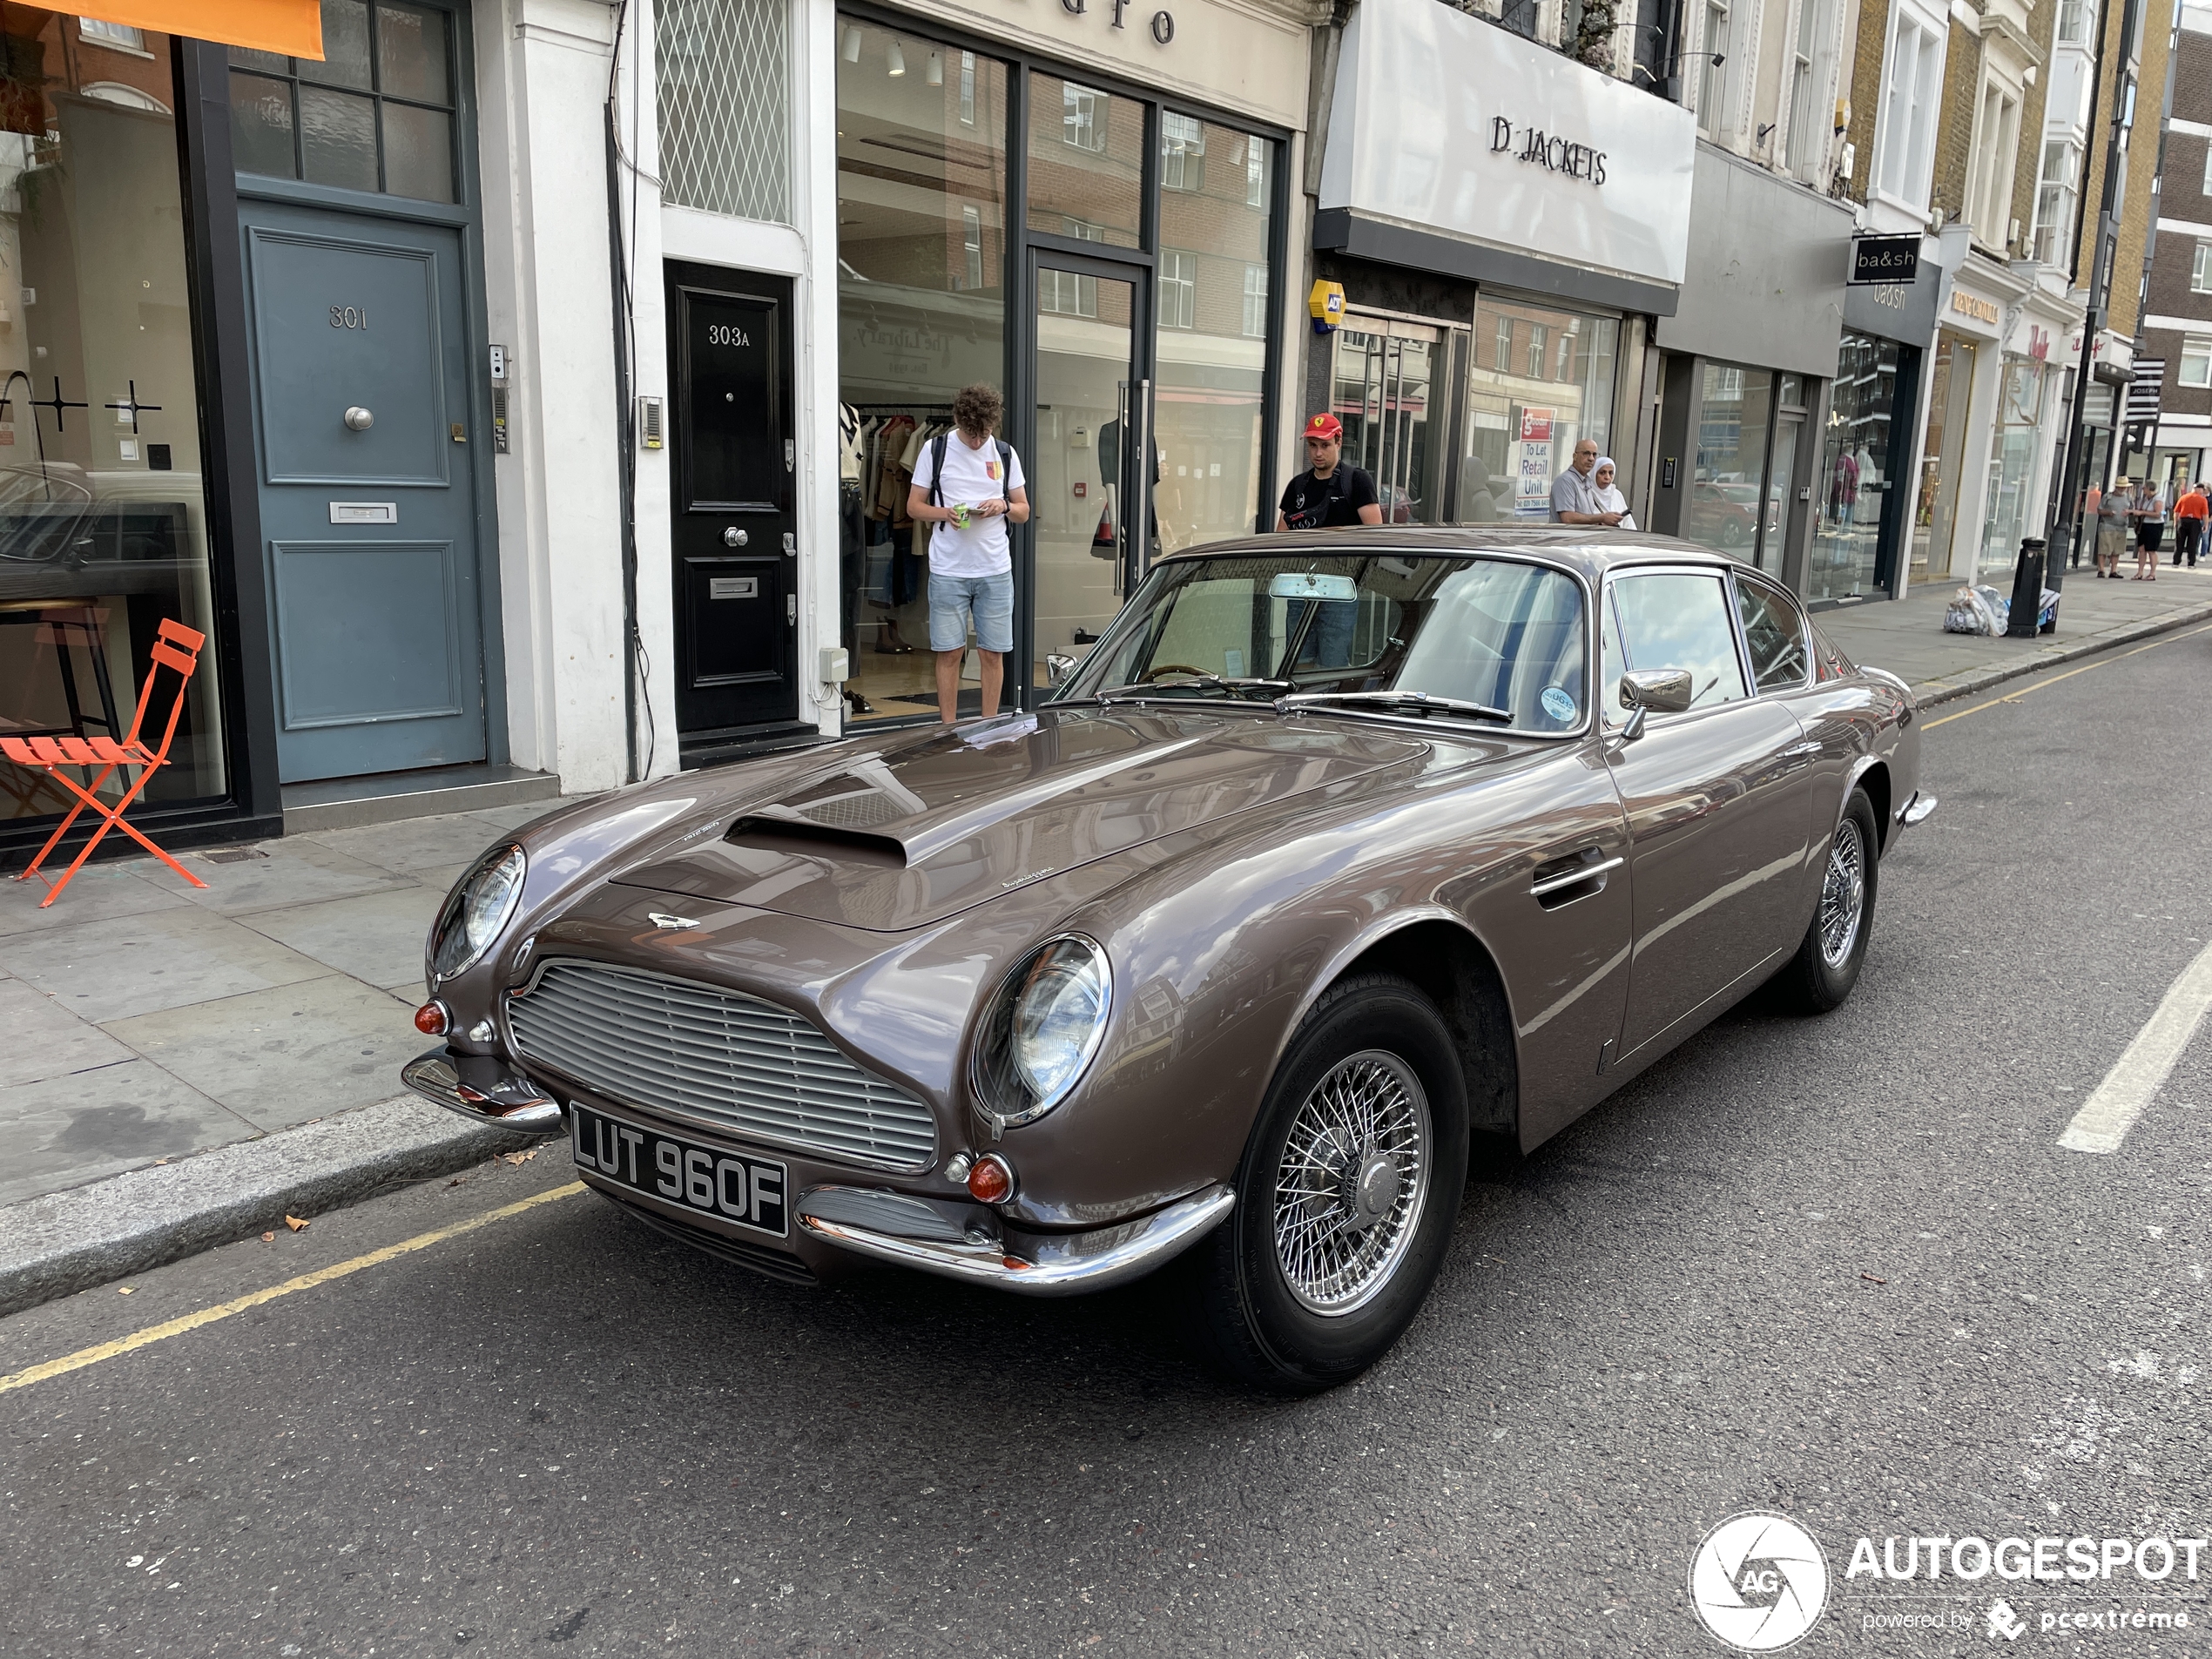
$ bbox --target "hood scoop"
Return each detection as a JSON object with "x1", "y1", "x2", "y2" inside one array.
[{"x1": 610, "y1": 707, "x2": 1424, "y2": 932}]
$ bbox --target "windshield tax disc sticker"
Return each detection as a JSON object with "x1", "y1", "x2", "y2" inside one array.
[{"x1": 1541, "y1": 686, "x2": 1577, "y2": 722}]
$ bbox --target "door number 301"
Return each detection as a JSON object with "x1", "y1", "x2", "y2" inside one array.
[{"x1": 330, "y1": 306, "x2": 368, "y2": 329}]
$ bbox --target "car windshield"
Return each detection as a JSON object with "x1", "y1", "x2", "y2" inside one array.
[{"x1": 1061, "y1": 553, "x2": 1588, "y2": 734}]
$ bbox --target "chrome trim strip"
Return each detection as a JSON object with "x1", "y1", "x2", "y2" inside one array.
[
  {"x1": 797, "y1": 1184, "x2": 1236, "y2": 1298},
  {"x1": 1529, "y1": 854, "x2": 1625, "y2": 898},
  {"x1": 401, "y1": 1046, "x2": 564, "y2": 1134}
]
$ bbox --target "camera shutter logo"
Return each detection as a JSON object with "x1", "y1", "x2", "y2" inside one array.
[{"x1": 1689, "y1": 1513, "x2": 1829, "y2": 1651}]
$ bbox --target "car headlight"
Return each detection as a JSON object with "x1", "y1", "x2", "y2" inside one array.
[
  {"x1": 972, "y1": 935, "x2": 1112, "y2": 1128},
  {"x1": 427, "y1": 843, "x2": 527, "y2": 983}
]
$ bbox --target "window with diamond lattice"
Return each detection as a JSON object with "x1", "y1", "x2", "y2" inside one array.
[{"x1": 659, "y1": 0, "x2": 788, "y2": 223}]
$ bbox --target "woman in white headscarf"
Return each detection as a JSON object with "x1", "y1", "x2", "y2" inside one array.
[{"x1": 1592, "y1": 458, "x2": 1635, "y2": 529}]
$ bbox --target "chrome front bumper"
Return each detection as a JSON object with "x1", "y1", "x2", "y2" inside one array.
[
  {"x1": 401, "y1": 1046, "x2": 564, "y2": 1134},
  {"x1": 1895, "y1": 791, "x2": 1937, "y2": 830},
  {"x1": 796, "y1": 1183, "x2": 1235, "y2": 1297}
]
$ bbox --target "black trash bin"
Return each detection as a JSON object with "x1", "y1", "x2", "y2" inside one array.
[{"x1": 2006, "y1": 537, "x2": 2047, "y2": 639}]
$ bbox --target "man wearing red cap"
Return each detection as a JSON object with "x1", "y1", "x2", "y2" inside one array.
[{"x1": 1276, "y1": 413, "x2": 1383, "y2": 531}]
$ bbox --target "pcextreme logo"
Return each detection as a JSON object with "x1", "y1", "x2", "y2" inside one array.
[{"x1": 1689, "y1": 1513, "x2": 1831, "y2": 1651}]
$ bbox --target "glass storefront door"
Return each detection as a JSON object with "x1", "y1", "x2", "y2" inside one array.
[
  {"x1": 1032, "y1": 258, "x2": 1145, "y2": 684},
  {"x1": 1332, "y1": 320, "x2": 1453, "y2": 523},
  {"x1": 1809, "y1": 334, "x2": 1902, "y2": 604},
  {"x1": 1912, "y1": 335, "x2": 1977, "y2": 585}
]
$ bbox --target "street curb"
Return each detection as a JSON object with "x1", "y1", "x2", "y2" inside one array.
[
  {"x1": 0, "y1": 1096, "x2": 542, "y2": 1318},
  {"x1": 1906, "y1": 598, "x2": 2212, "y2": 709}
]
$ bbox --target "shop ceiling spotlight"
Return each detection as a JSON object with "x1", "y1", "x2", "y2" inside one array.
[
  {"x1": 887, "y1": 40, "x2": 906, "y2": 77},
  {"x1": 927, "y1": 51, "x2": 943, "y2": 86},
  {"x1": 840, "y1": 24, "x2": 860, "y2": 63}
]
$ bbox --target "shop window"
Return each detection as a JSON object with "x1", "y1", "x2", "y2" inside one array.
[
  {"x1": 1028, "y1": 76, "x2": 1138, "y2": 246},
  {"x1": 1683, "y1": 361, "x2": 1775, "y2": 564},
  {"x1": 78, "y1": 17, "x2": 148, "y2": 51},
  {"x1": 1161, "y1": 112, "x2": 1204, "y2": 192},
  {"x1": 228, "y1": 0, "x2": 456, "y2": 203},
  {"x1": 2181, "y1": 337, "x2": 2212, "y2": 389},
  {"x1": 1159, "y1": 251, "x2": 1197, "y2": 331},
  {"x1": 662, "y1": 0, "x2": 789, "y2": 223},
  {"x1": 1155, "y1": 125, "x2": 1276, "y2": 553},
  {"x1": 1873, "y1": 14, "x2": 1941, "y2": 210},
  {"x1": 2034, "y1": 141, "x2": 2080, "y2": 264},
  {"x1": 1979, "y1": 359, "x2": 2044, "y2": 575},
  {"x1": 2194, "y1": 242, "x2": 2212, "y2": 294},
  {"x1": 836, "y1": 27, "x2": 1009, "y2": 718},
  {"x1": 1242, "y1": 265, "x2": 1268, "y2": 339},
  {"x1": 1460, "y1": 300, "x2": 1617, "y2": 523},
  {"x1": 0, "y1": 17, "x2": 226, "y2": 825},
  {"x1": 1811, "y1": 334, "x2": 1900, "y2": 604}
]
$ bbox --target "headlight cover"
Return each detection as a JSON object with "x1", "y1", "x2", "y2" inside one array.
[
  {"x1": 428, "y1": 843, "x2": 527, "y2": 984},
  {"x1": 972, "y1": 935, "x2": 1113, "y2": 1129}
]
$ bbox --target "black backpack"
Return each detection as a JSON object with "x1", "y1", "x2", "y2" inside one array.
[{"x1": 925, "y1": 433, "x2": 1014, "y2": 509}]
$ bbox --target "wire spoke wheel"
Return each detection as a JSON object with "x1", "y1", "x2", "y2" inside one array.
[
  {"x1": 1271, "y1": 1050, "x2": 1432, "y2": 1316},
  {"x1": 1819, "y1": 815, "x2": 1865, "y2": 968}
]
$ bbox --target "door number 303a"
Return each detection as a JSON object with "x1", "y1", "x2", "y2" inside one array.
[
  {"x1": 706, "y1": 324, "x2": 751, "y2": 347},
  {"x1": 330, "y1": 306, "x2": 368, "y2": 329}
]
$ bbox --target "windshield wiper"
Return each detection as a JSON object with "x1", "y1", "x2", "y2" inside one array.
[
  {"x1": 1096, "y1": 675, "x2": 1292, "y2": 704},
  {"x1": 1277, "y1": 689, "x2": 1515, "y2": 724}
]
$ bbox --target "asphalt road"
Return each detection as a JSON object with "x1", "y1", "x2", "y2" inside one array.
[{"x1": 4, "y1": 626, "x2": 2210, "y2": 1658}]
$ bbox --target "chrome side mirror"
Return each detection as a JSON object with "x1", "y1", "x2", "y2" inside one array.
[
  {"x1": 1045, "y1": 651, "x2": 1077, "y2": 691},
  {"x1": 1618, "y1": 667, "x2": 1694, "y2": 741}
]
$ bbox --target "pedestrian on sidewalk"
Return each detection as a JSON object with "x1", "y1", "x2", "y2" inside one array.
[
  {"x1": 2175, "y1": 480, "x2": 2208, "y2": 569},
  {"x1": 2077, "y1": 481, "x2": 2102, "y2": 570},
  {"x1": 1591, "y1": 458, "x2": 1636, "y2": 529},
  {"x1": 2129, "y1": 477, "x2": 2167, "y2": 580},
  {"x1": 1551, "y1": 438, "x2": 1622, "y2": 525},
  {"x1": 2097, "y1": 481, "x2": 2128, "y2": 577},
  {"x1": 1277, "y1": 413, "x2": 1383, "y2": 530},
  {"x1": 907, "y1": 382, "x2": 1029, "y2": 725}
]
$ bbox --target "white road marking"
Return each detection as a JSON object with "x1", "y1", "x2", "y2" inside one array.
[{"x1": 2060, "y1": 939, "x2": 2212, "y2": 1154}]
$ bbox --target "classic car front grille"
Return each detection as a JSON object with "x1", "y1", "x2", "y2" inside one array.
[{"x1": 509, "y1": 959, "x2": 937, "y2": 1170}]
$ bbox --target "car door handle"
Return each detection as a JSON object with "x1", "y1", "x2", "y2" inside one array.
[
  {"x1": 1781, "y1": 741, "x2": 1822, "y2": 758},
  {"x1": 1531, "y1": 853, "x2": 1624, "y2": 899}
]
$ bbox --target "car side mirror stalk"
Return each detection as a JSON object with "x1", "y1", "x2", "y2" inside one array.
[
  {"x1": 1617, "y1": 667, "x2": 1694, "y2": 741},
  {"x1": 1046, "y1": 651, "x2": 1076, "y2": 691}
]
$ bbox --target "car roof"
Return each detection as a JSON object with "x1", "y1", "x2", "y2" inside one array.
[{"x1": 1152, "y1": 526, "x2": 1750, "y2": 584}]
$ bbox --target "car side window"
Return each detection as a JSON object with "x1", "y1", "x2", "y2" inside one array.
[
  {"x1": 1611, "y1": 572, "x2": 1749, "y2": 710},
  {"x1": 1733, "y1": 579, "x2": 1810, "y2": 691}
]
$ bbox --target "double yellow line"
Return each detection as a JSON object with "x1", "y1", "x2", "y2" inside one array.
[
  {"x1": 0, "y1": 1182, "x2": 584, "y2": 1396},
  {"x1": 1922, "y1": 621, "x2": 2212, "y2": 730}
]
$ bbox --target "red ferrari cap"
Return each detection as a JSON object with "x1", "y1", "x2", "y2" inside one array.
[{"x1": 1303, "y1": 413, "x2": 1344, "y2": 441}]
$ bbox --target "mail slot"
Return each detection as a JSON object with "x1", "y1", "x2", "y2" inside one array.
[
  {"x1": 329, "y1": 501, "x2": 398, "y2": 524},
  {"x1": 709, "y1": 576, "x2": 759, "y2": 601}
]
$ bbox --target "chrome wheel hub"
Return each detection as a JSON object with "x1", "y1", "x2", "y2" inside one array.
[
  {"x1": 1819, "y1": 817, "x2": 1865, "y2": 968},
  {"x1": 1273, "y1": 1051, "x2": 1432, "y2": 1316}
]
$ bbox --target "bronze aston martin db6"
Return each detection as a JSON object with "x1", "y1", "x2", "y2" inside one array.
[{"x1": 403, "y1": 529, "x2": 1930, "y2": 1392}]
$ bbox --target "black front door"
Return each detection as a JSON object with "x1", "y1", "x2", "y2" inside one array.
[{"x1": 667, "y1": 263, "x2": 798, "y2": 748}]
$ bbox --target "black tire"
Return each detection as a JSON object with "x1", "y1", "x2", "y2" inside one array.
[
  {"x1": 1777, "y1": 787, "x2": 1880, "y2": 1013},
  {"x1": 1175, "y1": 974, "x2": 1470, "y2": 1394}
]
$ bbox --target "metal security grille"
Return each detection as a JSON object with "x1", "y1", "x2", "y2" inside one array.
[
  {"x1": 656, "y1": 0, "x2": 789, "y2": 224},
  {"x1": 510, "y1": 960, "x2": 936, "y2": 1170}
]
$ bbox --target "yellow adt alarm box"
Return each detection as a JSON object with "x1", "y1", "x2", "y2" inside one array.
[{"x1": 1308, "y1": 280, "x2": 1345, "y2": 334}]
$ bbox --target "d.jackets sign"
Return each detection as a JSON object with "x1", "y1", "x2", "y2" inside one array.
[{"x1": 1492, "y1": 118, "x2": 1607, "y2": 185}]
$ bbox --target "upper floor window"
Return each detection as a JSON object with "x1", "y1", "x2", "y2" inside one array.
[
  {"x1": 959, "y1": 51, "x2": 975, "y2": 125},
  {"x1": 1161, "y1": 112, "x2": 1204, "y2": 192},
  {"x1": 1873, "y1": 13, "x2": 1942, "y2": 211},
  {"x1": 1970, "y1": 81, "x2": 2021, "y2": 250},
  {"x1": 2032, "y1": 140, "x2": 2080, "y2": 265},
  {"x1": 1494, "y1": 315, "x2": 1514, "y2": 373},
  {"x1": 1527, "y1": 322, "x2": 1548, "y2": 379},
  {"x1": 1699, "y1": 0, "x2": 1732, "y2": 138},
  {"x1": 78, "y1": 17, "x2": 146, "y2": 51},
  {"x1": 1556, "y1": 333, "x2": 1575, "y2": 381},
  {"x1": 1242, "y1": 264, "x2": 1268, "y2": 338},
  {"x1": 2056, "y1": 0, "x2": 2089, "y2": 44},
  {"x1": 1245, "y1": 138, "x2": 1265, "y2": 207},
  {"x1": 961, "y1": 205, "x2": 982, "y2": 291},
  {"x1": 1785, "y1": 0, "x2": 1834, "y2": 183},
  {"x1": 2182, "y1": 336, "x2": 2212, "y2": 389},
  {"x1": 2193, "y1": 241, "x2": 2212, "y2": 293},
  {"x1": 1160, "y1": 249, "x2": 1197, "y2": 329}
]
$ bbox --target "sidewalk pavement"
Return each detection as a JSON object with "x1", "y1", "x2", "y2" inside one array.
[{"x1": 5, "y1": 559, "x2": 2211, "y2": 1312}]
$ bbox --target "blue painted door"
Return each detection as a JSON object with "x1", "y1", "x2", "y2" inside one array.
[{"x1": 239, "y1": 202, "x2": 485, "y2": 781}]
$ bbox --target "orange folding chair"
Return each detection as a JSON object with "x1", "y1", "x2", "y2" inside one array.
[{"x1": 3, "y1": 617, "x2": 212, "y2": 907}]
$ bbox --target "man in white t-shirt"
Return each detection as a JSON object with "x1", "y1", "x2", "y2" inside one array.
[{"x1": 906, "y1": 383, "x2": 1030, "y2": 725}]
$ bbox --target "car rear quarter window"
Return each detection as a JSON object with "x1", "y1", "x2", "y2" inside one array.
[
  {"x1": 1610, "y1": 572, "x2": 1749, "y2": 708},
  {"x1": 1733, "y1": 579, "x2": 1811, "y2": 691}
]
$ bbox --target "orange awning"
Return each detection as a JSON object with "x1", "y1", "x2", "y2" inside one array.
[{"x1": 9, "y1": 0, "x2": 323, "y2": 59}]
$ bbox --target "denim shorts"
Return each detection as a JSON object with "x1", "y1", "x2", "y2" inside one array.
[{"x1": 927, "y1": 570, "x2": 1015, "y2": 653}]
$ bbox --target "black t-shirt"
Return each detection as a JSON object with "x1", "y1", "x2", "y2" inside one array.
[{"x1": 1278, "y1": 465, "x2": 1379, "y2": 530}]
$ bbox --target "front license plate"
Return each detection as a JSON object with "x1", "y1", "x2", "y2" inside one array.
[{"x1": 570, "y1": 1103, "x2": 789, "y2": 1239}]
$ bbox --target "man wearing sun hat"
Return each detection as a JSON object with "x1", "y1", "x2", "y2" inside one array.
[{"x1": 1277, "y1": 412, "x2": 1383, "y2": 530}]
